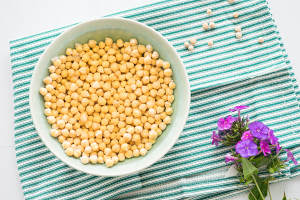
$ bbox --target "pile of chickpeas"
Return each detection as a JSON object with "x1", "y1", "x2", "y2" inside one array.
[{"x1": 39, "y1": 37, "x2": 175, "y2": 167}]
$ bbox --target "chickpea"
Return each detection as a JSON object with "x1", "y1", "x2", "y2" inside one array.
[
  {"x1": 202, "y1": 22, "x2": 209, "y2": 30},
  {"x1": 41, "y1": 38, "x2": 175, "y2": 167}
]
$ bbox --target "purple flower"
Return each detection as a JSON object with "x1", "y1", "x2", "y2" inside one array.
[
  {"x1": 241, "y1": 130, "x2": 253, "y2": 140},
  {"x1": 268, "y1": 130, "x2": 278, "y2": 145},
  {"x1": 260, "y1": 140, "x2": 271, "y2": 156},
  {"x1": 225, "y1": 153, "x2": 238, "y2": 163},
  {"x1": 235, "y1": 139, "x2": 259, "y2": 158},
  {"x1": 212, "y1": 131, "x2": 221, "y2": 146},
  {"x1": 227, "y1": 115, "x2": 237, "y2": 124},
  {"x1": 267, "y1": 129, "x2": 281, "y2": 153},
  {"x1": 218, "y1": 118, "x2": 229, "y2": 131},
  {"x1": 276, "y1": 143, "x2": 282, "y2": 154},
  {"x1": 229, "y1": 105, "x2": 249, "y2": 120},
  {"x1": 229, "y1": 105, "x2": 249, "y2": 112},
  {"x1": 248, "y1": 121, "x2": 270, "y2": 140},
  {"x1": 246, "y1": 115, "x2": 250, "y2": 122},
  {"x1": 217, "y1": 115, "x2": 237, "y2": 131},
  {"x1": 285, "y1": 149, "x2": 298, "y2": 165}
]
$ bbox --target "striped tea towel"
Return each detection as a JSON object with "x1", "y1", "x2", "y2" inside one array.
[{"x1": 9, "y1": 0, "x2": 300, "y2": 199}]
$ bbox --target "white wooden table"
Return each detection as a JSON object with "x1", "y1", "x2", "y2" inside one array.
[{"x1": 1, "y1": 0, "x2": 299, "y2": 199}]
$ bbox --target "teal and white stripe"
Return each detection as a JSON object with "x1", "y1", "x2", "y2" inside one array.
[{"x1": 9, "y1": 0, "x2": 300, "y2": 199}]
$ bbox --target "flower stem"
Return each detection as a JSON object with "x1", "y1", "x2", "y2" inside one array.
[
  {"x1": 268, "y1": 189, "x2": 272, "y2": 200},
  {"x1": 267, "y1": 180, "x2": 272, "y2": 200},
  {"x1": 249, "y1": 188, "x2": 258, "y2": 200},
  {"x1": 251, "y1": 175, "x2": 265, "y2": 200}
]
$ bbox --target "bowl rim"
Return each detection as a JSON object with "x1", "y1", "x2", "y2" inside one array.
[{"x1": 29, "y1": 17, "x2": 191, "y2": 177}]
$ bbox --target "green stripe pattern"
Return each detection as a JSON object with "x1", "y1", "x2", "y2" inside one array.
[{"x1": 9, "y1": 0, "x2": 300, "y2": 199}]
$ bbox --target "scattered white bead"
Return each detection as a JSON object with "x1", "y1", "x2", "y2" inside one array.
[
  {"x1": 202, "y1": 22, "x2": 209, "y2": 30},
  {"x1": 188, "y1": 45, "x2": 194, "y2": 51},
  {"x1": 235, "y1": 26, "x2": 242, "y2": 32},
  {"x1": 208, "y1": 40, "x2": 214, "y2": 47},
  {"x1": 233, "y1": 12, "x2": 239, "y2": 18},
  {"x1": 209, "y1": 21, "x2": 216, "y2": 29},
  {"x1": 184, "y1": 41, "x2": 189, "y2": 49},
  {"x1": 258, "y1": 37, "x2": 264, "y2": 44},
  {"x1": 236, "y1": 32, "x2": 243, "y2": 39},
  {"x1": 206, "y1": 8, "x2": 212, "y2": 15},
  {"x1": 189, "y1": 38, "x2": 197, "y2": 45}
]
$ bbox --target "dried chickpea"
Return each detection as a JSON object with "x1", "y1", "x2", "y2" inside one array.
[{"x1": 40, "y1": 37, "x2": 175, "y2": 167}]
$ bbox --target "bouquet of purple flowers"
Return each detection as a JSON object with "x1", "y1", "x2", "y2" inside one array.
[{"x1": 212, "y1": 106, "x2": 298, "y2": 200}]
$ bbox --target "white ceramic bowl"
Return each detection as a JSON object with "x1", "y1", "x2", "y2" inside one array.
[{"x1": 29, "y1": 18, "x2": 190, "y2": 177}]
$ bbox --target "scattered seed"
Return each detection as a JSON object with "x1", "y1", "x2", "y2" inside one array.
[
  {"x1": 258, "y1": 37, "x2": 264, "y2": 44},
  {"x1": 235, "y1": 26, "x2": 242, "y2": 32},
  {"x1": 188, "y1": 45, "x2": 194, "y2": 51},
  {"x1": 209, "y1": 21, "x2": 216, "y2": 29},
  {"x1": 207, "y1": 8, "x2": 212, "y2": 15},
  {"x1": 189, "y1": 38, "x2": 197, "y2": 45},
  {"x1": 184, "y1": 41, "x2": 189, "y2": 49},
  {"x1": 203, "y1": 22, "x2": 209, "y2": 30},
  {"x1": 228, "y1": 0, "x2": 235, "y2": 3},
  {"x1": 208, "y1": 40, "x2": 214, "y2": 47},
  {"x1": 233, "y1": 12, "x2": 239, "y2": 18},
  {"x1": 236, "y1": 32, "x2": 242, "y2": 39}
]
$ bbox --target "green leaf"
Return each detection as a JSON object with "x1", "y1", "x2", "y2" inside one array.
[
  {"x1": 241, "y1": 157, "x2": 258, "y2": 180},
  {"x1": 267, "y1": 156, "x2": 286, "y2": 174},
  {"x1": 248, "y1": 176, "x2": 268, "y2": 200},
  {"x1": 251, "y1": 154, "x2": 269, "y2": 168},
  {"x1": 282, "y1": 192, "x2": 287, "y2": 200},
  {"x1": 268, "y1": 168, "x2": 275, "y2": 174},
  {"x1": 245, "y1": 179, "x2": 253, "y2": 185}
]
